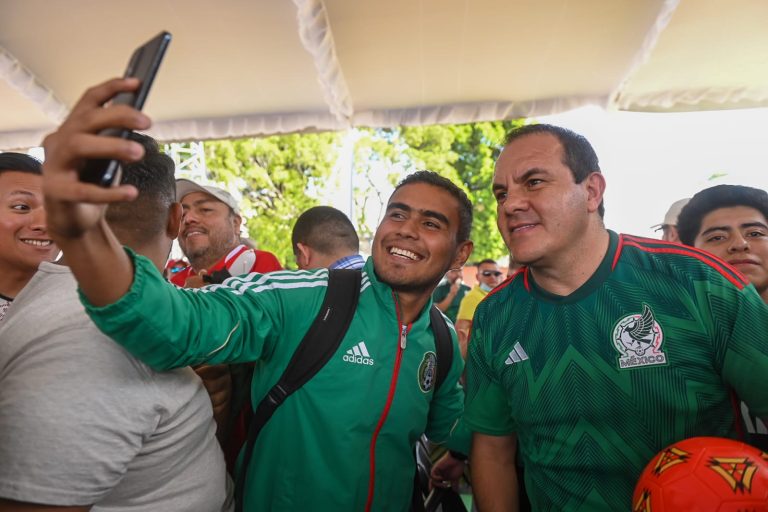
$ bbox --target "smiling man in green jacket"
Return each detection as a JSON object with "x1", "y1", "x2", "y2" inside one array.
[{"x1": 41, "y1": 78, "x2": 474, "y2": 512}]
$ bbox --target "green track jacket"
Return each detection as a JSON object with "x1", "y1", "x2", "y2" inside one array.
[{"x1": 82, "y1": 251, "x2": 467, "y2": 511}]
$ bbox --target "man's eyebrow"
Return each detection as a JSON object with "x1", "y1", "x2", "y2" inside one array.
[
  {"x1": 422, "y1": 209, "x2": 450, "y2": 226},
  {"x1": 702, "y1": 221, "x2": 768, "y2": 237},
  {"x1": 700, "y1": 225, "x2": 732, "y2": 237},
  {"x1": 387, "y1": 201, "x2": 450, "y2": 226},
  {"x1": 182, "y1": 197, "x2": 219, "y2": 207},
  {"x1": 517, "y1": 168, "x2": 549, "y2": 182},
  {"x1": 741, "y1": 221, "x2": 768, "y2": 230},
  {"x1": 492, "y1": 168, "x2": 549, "y2": 190},
  {"x1": 386, "y1": 202, "x2": 411, "y2": 213},
  {"x1": 7, "y1": 190, "x2": 35, "y2": 198}
]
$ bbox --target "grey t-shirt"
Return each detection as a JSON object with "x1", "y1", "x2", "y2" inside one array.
[{"x1": 0, "y1": 263, "x2": 232, "y2": 511}]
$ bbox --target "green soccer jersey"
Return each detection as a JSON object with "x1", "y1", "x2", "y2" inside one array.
[
  {"x1": 464, "y1": 231, "x2": 768, "y2": 511},
  {"x1": 433, "y1": 280, "x2": 470, "y2": 323}
]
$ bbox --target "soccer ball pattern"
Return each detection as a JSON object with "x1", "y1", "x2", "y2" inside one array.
[{"x1": 633, "y1": 437, "x2": 768, "y2": 511}]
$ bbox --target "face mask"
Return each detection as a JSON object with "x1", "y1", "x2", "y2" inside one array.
[{"x1": 480, "y1": 282, "x2": 494, "y2": 293}]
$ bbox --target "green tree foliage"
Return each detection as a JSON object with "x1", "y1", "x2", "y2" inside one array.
[
  {"x1": 350, "y1": 129, "x2": 401, "y2": 242},
  {"x1": 204, "y1": 133, "x2": 342, "y2": 265},
  {"x1": 353, "y1": 120, "x2": 525, "y2": 261},
  {"x1": 198, "y1": 120, "x2": 525, "y2": 265}
]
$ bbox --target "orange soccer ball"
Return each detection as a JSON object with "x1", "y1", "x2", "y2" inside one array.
[{"x1": 633, "y1": 437, "x2": 768, "y2": 511}]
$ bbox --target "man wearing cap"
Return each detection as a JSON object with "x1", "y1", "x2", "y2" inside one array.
[
  {"x1": 172, "y1": 179, "x2": 282, "y2": 287},
  {"x1": 651, "y1": 198, "x2": 690, "y2": 242}
]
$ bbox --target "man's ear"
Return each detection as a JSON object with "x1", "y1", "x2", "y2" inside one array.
[
  {"x1": 167, "y1": 202, "x2": 183, "y2": 239},
  {"x1": 584, "y1": 172, "x2": 606, "y2": 214},
  {"x1": 232, "y1": 213, "x2": 243, "y2": 233},
  {"x1": 451, "y1": 240, "x2": 474, "y2": 271},
  {"x1": 295, "y1": 242, "x2": 312, "y2": 270}
]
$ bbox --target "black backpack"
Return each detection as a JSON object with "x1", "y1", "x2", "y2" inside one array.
[{"x1": 234, "y1": 268, "x2": 457, "y2": 511}]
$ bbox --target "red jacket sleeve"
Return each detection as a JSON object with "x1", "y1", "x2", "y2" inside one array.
[{"x1": 252, "y1": 250, "x2": 283, "y2": 273}]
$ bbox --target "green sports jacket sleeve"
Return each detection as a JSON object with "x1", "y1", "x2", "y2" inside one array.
[{"x1": 79, "y1": 249, "x2": 325, "y2": 370}]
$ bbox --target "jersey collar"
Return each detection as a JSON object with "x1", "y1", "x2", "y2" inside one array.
[{"x1": 527, "y1": 230, "x2": 619, "y2": 304}]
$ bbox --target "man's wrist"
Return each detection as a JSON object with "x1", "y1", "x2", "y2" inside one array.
[{"x1": 449, "y1": 449, "x2": 468, "y2": 461}]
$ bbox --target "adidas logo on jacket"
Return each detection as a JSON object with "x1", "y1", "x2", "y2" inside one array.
[{"x1": 343, "y1": 341, "x2": 374, "y2": 365}]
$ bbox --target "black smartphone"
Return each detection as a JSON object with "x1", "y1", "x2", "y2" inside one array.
[{"x1": 79, "y1": 31, "x2": 172, "y2": 187}]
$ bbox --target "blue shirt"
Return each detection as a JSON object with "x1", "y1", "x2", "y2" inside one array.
[{"x1": 329, "y1": 254, "x2": 366, "y2": 270}]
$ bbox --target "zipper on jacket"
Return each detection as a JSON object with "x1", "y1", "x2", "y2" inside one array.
[{"x1": 365, "y1": 293, "x2": 409, "y2": 511}]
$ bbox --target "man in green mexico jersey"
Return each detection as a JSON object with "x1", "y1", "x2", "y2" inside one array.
[
  {"x1": 41, "y1": 78, "x2": 474, "y2": 512},
  {"x1": 464, "y1": 124, "x2": 768, "y2": 511},
  {"x1": 676, "y1": 183, "x2": 768, "y2": 451}
]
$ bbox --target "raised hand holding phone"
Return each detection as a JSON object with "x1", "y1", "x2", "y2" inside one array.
[
  {"x1": 79, "y1": 31, "x2": 171, "y2": 187},
  {"x1": 42, "y1": 78, "x2": 147, "y2": 241},
  {"x1": 42, "y1": 77, "x2": 147, "y2": 306}
]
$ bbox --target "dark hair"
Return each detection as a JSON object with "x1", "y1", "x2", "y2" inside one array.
[
  {"x1": 393, "y1": 170, "x2": 473, "y2": 243},
  {"x1": 105, "y1": 133, "x2": 176, "y2": 243},
  {"x1": 677, "y1": 184, "x2": 768, "y2": 246},
  {"x1": 477, "y1": 258, "x2": 497, "y2": 267},
  {"x1": 503, "y1": 124, "x2": 605, "y2": 217},
  {"x1": 292, "y1": 206, "x2": 359, "y2": 256},
  {"x1": 0, "y1": 152, "x2": 42, "y2": 176}
]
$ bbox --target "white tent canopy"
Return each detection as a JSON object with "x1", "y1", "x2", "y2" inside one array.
[{"x1": 2, "y1": 0, "x2": 768, "y2": 150}]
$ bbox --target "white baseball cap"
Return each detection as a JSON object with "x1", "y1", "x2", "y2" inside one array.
[
  {"x1": 651, "y1": 198, "x2": 690, "y2": 230},
  {"x1": 175, "y1": 179, "x2": 240, "y2": 215}
]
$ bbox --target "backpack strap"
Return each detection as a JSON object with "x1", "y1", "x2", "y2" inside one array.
[
  {"x1": 234, "y1": 268, "x2": 362, "y2": 511},
  {"x1": 412, "y1": 308, "x2": 464, "y2": 512},
  {"x1": 429, "y1": 305, "x2": 453, "y2": 394}
]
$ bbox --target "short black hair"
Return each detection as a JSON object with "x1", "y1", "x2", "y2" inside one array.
[
  {"x1": 0, "y1": 152, "x2": 42, "y2": 176},
  {"x1": 503, "y1": 124, "x2": 605, "y2": 218},
  {"x1": 105, "y1": 133, "x2": 176, "y2": 244},
  {"x1": 292, "y1": 206, "x2": 359, "y2": 256},
  {"x1": 393, "y1": 170, "x2": 473, "y2": 243},
  {"x1": 477, "y1": 258, "x2": 497, "y2": 267},
  {"x1": 677, "y1": 184, "x2": 768, "y2": 246}
]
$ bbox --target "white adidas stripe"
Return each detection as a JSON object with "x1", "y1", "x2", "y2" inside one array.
[
  {"x1": 347, "y1": 342, "x2": 370, "y2": 357},
  {"x1": 198, "y1": 271, "x2": 372, "y2": 296},
  {"x1": 512, "y1": 342, "x2": 528, "y2": 360},
  {"x1": 505, "y1": 342, "x2": 529, "y2": 365}
]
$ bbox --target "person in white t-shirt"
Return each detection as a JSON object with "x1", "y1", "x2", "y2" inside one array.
[{"x1": 0, "y1": 133, "x2": 232, "y2": 512}]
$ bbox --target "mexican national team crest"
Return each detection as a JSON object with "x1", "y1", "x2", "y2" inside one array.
[
  {"x1": 612, "y1": 304, "x2": 667, "y2": 370},
  {"x1": 417, "y1": 351, "x2": 437, "y2": 393}
]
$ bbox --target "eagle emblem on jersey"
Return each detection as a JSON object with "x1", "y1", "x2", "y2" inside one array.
[{"x1": 612, "y1": 304, "x2": 667, "y2": 370}]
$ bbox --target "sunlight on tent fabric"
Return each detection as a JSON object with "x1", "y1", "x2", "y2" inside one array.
[{"x1": 541, "y1": 106, "x2": 768, "y2": 238}]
